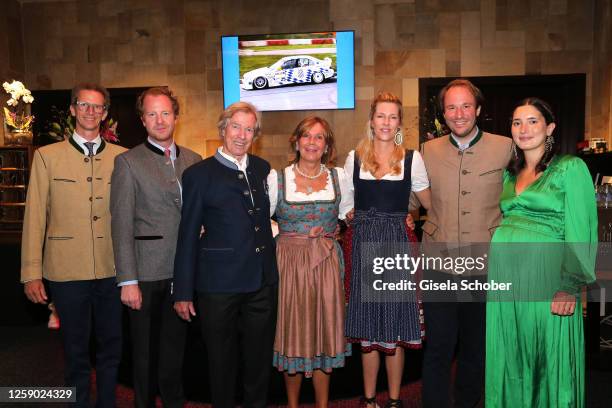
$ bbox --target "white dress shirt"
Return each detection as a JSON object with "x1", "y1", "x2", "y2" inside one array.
[
  {"x1": 72, "y1": 132, "x2": 102, "y2": 155},
  {"x1": 450, "y1": 126, "x2": 480, "y2": 151}
]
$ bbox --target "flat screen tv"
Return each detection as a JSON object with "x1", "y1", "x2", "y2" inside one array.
[{"x1": 221, "y1": 31, "x2": 355, "y2": 112}]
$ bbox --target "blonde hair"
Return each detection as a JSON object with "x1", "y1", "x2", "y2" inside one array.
[
  {"x1": 355, "y1": 92, "x2": 404, "y2": 176},
  {"x1": 217, "y1": 101, "x2": 261, "y2": 138},
  {"x1": 137, "y1": 87, "x2": 179, "y2": 117}
]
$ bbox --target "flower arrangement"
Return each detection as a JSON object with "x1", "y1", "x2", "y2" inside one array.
[
  {"x1": 45, "y1": 106, "x2": 73, "y2": 141},
  {"x1": 101, "y1": 118, "x2": 120, "y2": 143},
  {"x1": 3, "y1": 80, "x2": 35, "y2": 131},
  {"x1": 421, "y1": 95, "x2": 449, "y2": 141},
  {"x1": 45, "y1": 106, "x2": 120, "y2": 143}
]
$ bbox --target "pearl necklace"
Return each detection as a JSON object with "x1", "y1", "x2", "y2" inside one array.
[{"x1": 294, "y1": 163, "x2": 325, "y2": 179}]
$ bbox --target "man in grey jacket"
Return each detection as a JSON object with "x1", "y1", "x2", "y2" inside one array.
[{"x1": 110, "y1": 87, "x2": 201, "y2": 408}]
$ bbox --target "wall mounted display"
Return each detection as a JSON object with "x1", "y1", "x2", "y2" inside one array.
[{"x1": 221, "y1": 31, "x2": 355, "y2": 112}]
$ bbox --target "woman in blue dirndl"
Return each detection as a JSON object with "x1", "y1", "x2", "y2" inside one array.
[{"x1": 344, "y1": 92, "x2": 431, "y2": 408}]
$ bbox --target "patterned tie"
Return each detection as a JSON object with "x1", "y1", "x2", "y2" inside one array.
[
  {"x1": 164, "y1": 147, "x2": 171, "y2": 159},
  {"x1": 84, "y1": 142, "x2": 95, "y2": 157}
]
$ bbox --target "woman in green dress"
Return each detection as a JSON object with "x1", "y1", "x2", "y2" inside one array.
[{"x1": 485, "y1": 97, "x2": 597, "y2": 407}]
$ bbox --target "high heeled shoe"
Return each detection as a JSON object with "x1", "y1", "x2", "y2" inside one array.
[
  {"x1": 360, "y1": 396, "x2": 379, "y2": 408},
  {"x1": 384, "y1": 398, "x2": 402, "y2": 408}
]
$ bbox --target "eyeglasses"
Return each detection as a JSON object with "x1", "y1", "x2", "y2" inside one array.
[{"x1": 74, "y1": 100, "x2": 107, "y2": 114}]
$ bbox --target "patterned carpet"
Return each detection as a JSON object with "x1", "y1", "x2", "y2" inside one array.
[
  {"x1": 112, "y1": 382, "x2": 423, "y2": 408},
  {"x1": 2, "y1": 324, "x2": 611, "y2": 407}
]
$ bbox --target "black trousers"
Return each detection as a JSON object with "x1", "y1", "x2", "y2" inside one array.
[
  {"x1": 128, "y1": 279, "x2": 187, "y2": 408},
  {"x1": 198, "y1": 285, "x2": 277, "y2": 408},
  {"x1": 422, "y1": 300, "x2": 486, "y2": 408},
  {"x1": 49, "y1": 278, "x2": 122, "y2": 408}
]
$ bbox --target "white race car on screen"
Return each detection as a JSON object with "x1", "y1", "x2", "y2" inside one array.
[{"x1": 240, "y1": 56, "x2": 335, "y2": 90}]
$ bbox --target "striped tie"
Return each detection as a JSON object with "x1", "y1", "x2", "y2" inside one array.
[{"x1": 84, "y1": 142, "x2": 95, "y2": 157}]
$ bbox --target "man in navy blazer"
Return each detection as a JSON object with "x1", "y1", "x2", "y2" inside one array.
[{"x1": 173, "y1": 102, "x2": 278, "y2": 408}]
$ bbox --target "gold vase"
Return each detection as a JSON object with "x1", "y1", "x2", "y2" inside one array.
[{"x1": 4, "y1": 128, "x2": 33, "y2": 145}]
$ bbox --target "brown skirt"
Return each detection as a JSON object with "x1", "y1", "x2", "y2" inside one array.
[{"x1": 274, "y1": 234, "x2": 346, "y2": 360}]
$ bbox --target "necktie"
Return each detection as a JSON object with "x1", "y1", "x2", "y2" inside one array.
[
  {"x1": 164, "y1": 148, "x2": 171, "y2": 159},
  {"x1": 84, "y1": 142, "x2": 95, "y2": 157}
]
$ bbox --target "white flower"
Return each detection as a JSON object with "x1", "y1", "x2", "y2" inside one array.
[
  {"x1": 11, "y1": 81, "x2": 25, "y2": 92},
  {"x1": 3, "y1": 80, "x2": 30, "y2": 99},
  {"x1": 3, "y1": 80, "x2": 33, "y2": 108}
]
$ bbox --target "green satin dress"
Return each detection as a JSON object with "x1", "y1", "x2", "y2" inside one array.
[{"x1": 485, "y1": 156, "x2": 597, "y2": 408}]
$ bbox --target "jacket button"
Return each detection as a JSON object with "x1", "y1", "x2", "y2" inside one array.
[
  {"x1": 93, "y1": 216, "x2": 99, "y2": 221},
  {"x1": 461, "y1": 190, "x2": 470, "y2": 195},
  {"x1": 462, "y1": 170, "x2": 469, "y2": 175},
  {"x1": 238, "y1": 173, "x2": 244, "y2": 179},
  {"x1": 243, "y1": 190, "x2": 250, "y2": 196},
  {"x1": 87, "y1": 177, "x2": 92, "y2": 182},
  {"x1": 255, "y1": 226, "x2": 260, "y2": 232},
  {"x1": 174, "y1": 198, "x2": 180, "y2": 203},
  {"x1": 458, "y1": 151, "x2": 463, "y2": 156},
  {"x1": 89, "y1": 197, "x2": 93, "y2": 202},
  {"x1": 84, "y1": 157, "x2": 90, "y2": 163},
  {"x1": 248, "y1": 209, "x2": 254, "y2": 215},
  {"x1": 255, "y1": 247, "x2": 260, "y2": 253}
]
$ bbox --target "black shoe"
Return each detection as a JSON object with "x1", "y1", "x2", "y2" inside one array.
[
  {"x1": 360, "y1": 396, "x2": 379, "y2": 408},
  {"x1": 384, "y1": 398, "x2": 403, "y2": 408}
]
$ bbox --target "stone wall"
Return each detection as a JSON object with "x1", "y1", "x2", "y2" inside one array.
[
  {"x1": 7, "y1": 0, "x2": 611, "y2": 167},
  {"x1": 0, "y1": 0, "x2": 25, "y2": 83},
  {"x1": 592, "y1": 0, "x2": 612, "y2": 144},
  {"x1": 0, "y1": 0, "x2": 26, "y2": 143}
]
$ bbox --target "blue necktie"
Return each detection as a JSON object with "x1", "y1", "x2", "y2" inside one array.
[{"x1": 84, "y1": 142, "x2": 95, "y2": 157}]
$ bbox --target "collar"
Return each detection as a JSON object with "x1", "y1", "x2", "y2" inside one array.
[
  {"x1": 145, "y1": 138, "x2": 179, "y2": 159},
  {"x1": 217, "y1": 147, "x2": 248, "y2": 172},
  {"x1": 70, "y1": 132, "x2": 106, "y2": 155},
  {"x1": 449, "y1": 127, "x2": 482, "y2": 150}
]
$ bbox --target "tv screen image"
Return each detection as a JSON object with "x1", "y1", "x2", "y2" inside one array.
[{"x1": 222, "y1": 31, "x2": 355, "y2": 112}]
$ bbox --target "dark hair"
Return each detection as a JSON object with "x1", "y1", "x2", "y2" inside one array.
[
  {"x1": 289, "y1": 116, "x2": 336, "y2": 166},
  {"x1": 136, "y1": 87, "x2": 179, "y2": 117},
  {"x1": 438, "y1": 78, "x2": 484, "y2": 112},
  {"x1": 71, "y1": 83, "x2": 110, "y2": 108},
  {"x1": 507, "y1": 97, "x2": 558, "y2": 176}
]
